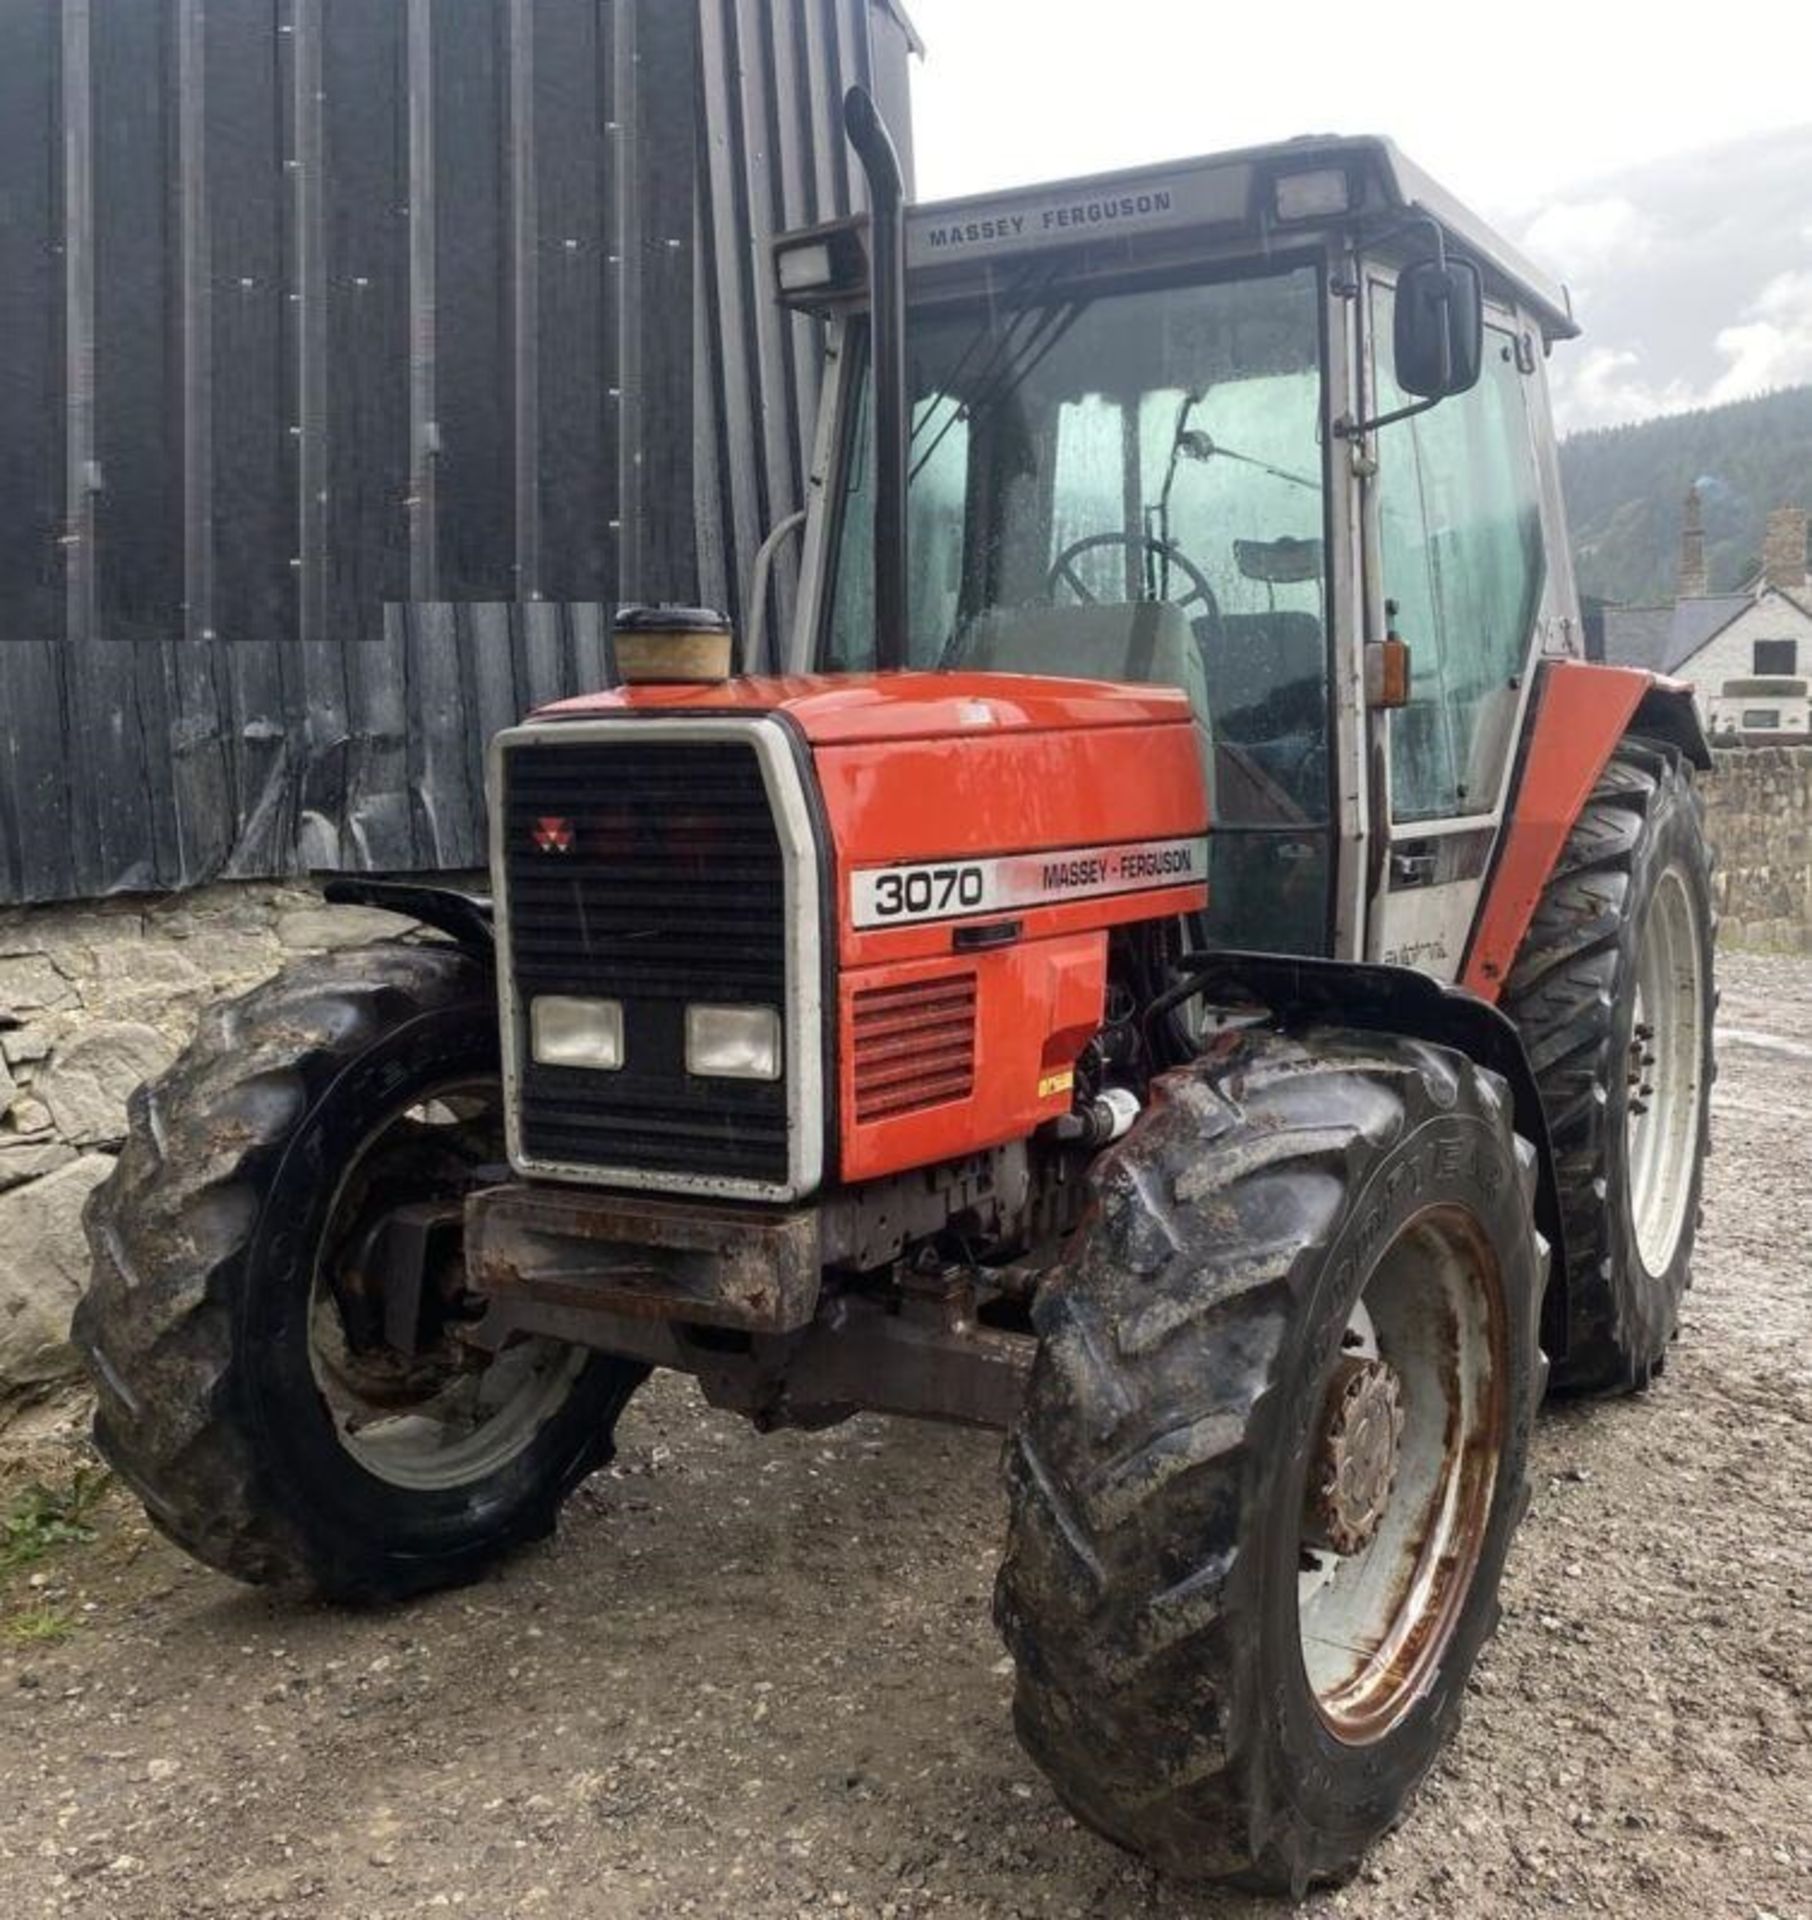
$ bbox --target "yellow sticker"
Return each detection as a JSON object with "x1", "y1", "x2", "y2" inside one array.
[{"x1": 1037, "y1": 1067, "x2": 1075, "y2": 1100}]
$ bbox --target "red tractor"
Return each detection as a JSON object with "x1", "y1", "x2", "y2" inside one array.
[{"x1": 78, "y1": 99, "x2": 1713, "y2": 1894}]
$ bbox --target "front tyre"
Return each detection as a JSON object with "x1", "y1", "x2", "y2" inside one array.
[
  {"x1": 996, "y1": 1031, "x2": 1545, "y2": 1893},
  {"x1": 74, "y1": 942, "x2": 645, "y2": 1601}
]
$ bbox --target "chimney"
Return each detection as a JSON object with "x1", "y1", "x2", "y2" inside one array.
[
  {"x1": 1677, "y1": 484, "x2": 1708, "y2": 599},
  {"x1": 1761, "y1": 505, "x2": 1809, "y2": 592}
]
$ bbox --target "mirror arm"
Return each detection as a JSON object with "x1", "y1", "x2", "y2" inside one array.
[{"x1": 1333, "y1": 393, "x2": 1441, "y2": 441}]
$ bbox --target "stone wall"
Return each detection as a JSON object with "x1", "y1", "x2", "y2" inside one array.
[
  {"x1": 1703, "y1": 747, "x2": 1812, "y2": 954},
  {"x1": 0, "y1": 883, "x2": 428, "y2": 1401}
]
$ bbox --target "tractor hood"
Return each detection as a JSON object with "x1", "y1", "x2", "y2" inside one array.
[{"x1": 531, "y1": 670, "x2": 1195, "y2": 747}]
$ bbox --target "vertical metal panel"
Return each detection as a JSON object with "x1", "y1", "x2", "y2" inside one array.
[
  {"x1": 289, "y1": 0, "x2": 351, "y2": 868},
  {"x1": 0, "y1": 0, "x2": 65, "y2": 651},
  {"x1": 505, "y1": 0, "x2": 539, "y2": 600},
  {"x1": 800, "y1": 0, "x2": 853, "y2": 222},
  {"x1": 0, "y1": 0, "x2": 72, "y2": 902},
  {"x1": 530, "y1": 0, "x2": 614, "y2": 604},
  {"x1": 90, "y1": 0, "x2": 186, "y2": 889},
  {"x1": 617, "y1": 0, "x2": 697, "y2": 603},
  {"x1": 163, "y1": 0, "x2": 235, "y2": 887},
  {"x1": 767, "y1": 0, "x2": 819, "y2": 493},
  {"x1": 0, "y1": 0, "x2": 914, "y2": 904},
  {"x1": 429, "y1": 0, "x2": 511, "y2": 602},
  {"x1": 66, "y1": 0, "x2": 164, "y2": 894},
  {"x1": 208, "y1": 0, "x2": 303, "y2": 878},
  {"x1": 696, "y1": 1, "x2": 763, "y2": 634},
  {"x1": 405, "y1": 0, "x2": 438, "y2": 602},
  {"x1": 734, "y1": 0, "x2": 801, "y2": 645},
  {"x1": 323, "y1": 0, "x2": 414, "y2": 869}
]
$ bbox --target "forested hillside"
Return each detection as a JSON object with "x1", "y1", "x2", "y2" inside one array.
[{"x1": 1558, "y1": 386, "x2": 1812, "y2": 604}]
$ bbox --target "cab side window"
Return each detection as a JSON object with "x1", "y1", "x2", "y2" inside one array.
[{"x1": 1372, "y1": 286, "x2": 1546, "y2": 821}]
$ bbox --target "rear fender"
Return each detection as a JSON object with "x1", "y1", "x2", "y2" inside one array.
[
  {"x1": 1184, "y1": 948, "x2": 1570, "y2": 1362},
  {"x1": 1631, "y1": 677, "x2": 1712, "y2": 770},
  {"x1": 1460, "y1": 661, "x2": 1707, "y2": 1001}
]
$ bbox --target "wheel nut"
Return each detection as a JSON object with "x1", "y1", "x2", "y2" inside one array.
[{"x1": 1304, "y1": 1354, "x2": 1404, "y2": 1557}]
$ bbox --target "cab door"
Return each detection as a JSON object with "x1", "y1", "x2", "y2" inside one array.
[{"x1": 1362, "y1": 274, "x2": 1553, "y2": 977}]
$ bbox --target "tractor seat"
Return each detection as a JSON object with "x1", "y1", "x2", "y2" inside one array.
[{"x1": 956, "y1": 601, "x2": 1215, "y2": 807}]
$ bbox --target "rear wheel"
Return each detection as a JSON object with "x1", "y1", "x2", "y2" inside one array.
[
  {"x1": 75, "y1": 942, "x2": 646, "y2": 1601},
  {"x1": 997, "y1": 1031, "x2": 1545, "y2": 1892},
  {"x1": 1502, "y1": 736, "x2": 1714, "y2": 1391}
]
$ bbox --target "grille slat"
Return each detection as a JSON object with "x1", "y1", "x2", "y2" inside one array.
[
  {"x1": 852, "y1": 974, "x2": 977, "y2": 1125},
  {"x1": 502, "y1": 736, "x2": 792, "y2": 1185}
]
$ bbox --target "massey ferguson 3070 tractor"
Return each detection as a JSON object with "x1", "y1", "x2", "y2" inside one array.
[{"x1": 78, "y1": 98, "x2": 1715, "y2": 1893}]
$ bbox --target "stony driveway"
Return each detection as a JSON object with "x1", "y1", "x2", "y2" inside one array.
[{"x1": 1, "y1": 948, "x2": 1808, "y2": 1920}]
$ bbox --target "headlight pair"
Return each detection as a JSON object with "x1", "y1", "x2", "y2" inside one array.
[{"x1": 528, "y1": 997, "x2": 781, "y2": 1081}]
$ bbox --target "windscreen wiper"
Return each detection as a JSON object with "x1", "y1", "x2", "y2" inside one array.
[{"x1": 909, "y1": 293, "x2": 1091, "y2": 487}]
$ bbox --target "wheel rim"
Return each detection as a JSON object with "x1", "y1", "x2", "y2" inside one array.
[
  {"x1": 1627, "y1": 863, "x2": 1705, "y2": 1277},
  {"x1": 1297, "y1": 1206, "x2": 1506, "y2": 1743},
  {"x1": 308, "y1": 1076, "x2": 587, "y2": 1492}
]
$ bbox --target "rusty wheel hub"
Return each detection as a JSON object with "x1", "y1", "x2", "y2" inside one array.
[{"x1": 1305, "y1": 1354, "x2": 1404, "y2": 1556}]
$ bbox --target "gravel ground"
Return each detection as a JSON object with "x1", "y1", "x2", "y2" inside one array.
[{"x1": 1, "y1": 946, "x2": 1808, "y2": 1920}]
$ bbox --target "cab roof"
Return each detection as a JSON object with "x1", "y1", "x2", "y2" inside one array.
[{"x1": 779, "y1": 133, "x2": 1579, "y2": 343}]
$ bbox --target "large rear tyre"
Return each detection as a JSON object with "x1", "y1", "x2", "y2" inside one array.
[
  {"x1": 1502, "y1": 736, "x2": 1715, "y2": 1392},
  {"x1": 996, "y1": 1031, "x2": 1545, "y2": 1894},
  {"x1": 74, "y1": 942, "x2": 645, "y2": 1602}
]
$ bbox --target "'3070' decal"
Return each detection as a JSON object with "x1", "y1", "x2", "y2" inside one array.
[{"x1": 850, "y1": 836, "x2": 1207, "y2": 928}]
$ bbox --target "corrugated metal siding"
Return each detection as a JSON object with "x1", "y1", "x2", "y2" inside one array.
[{"x1": 0, "y1": 0, "x2": 911, "y2": 903}]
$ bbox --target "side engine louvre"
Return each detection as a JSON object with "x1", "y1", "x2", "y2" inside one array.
[{"x1": 851, "y1": 973, "x2": 978, "y2": 1123}]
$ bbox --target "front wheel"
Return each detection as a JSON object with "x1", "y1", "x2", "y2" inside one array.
[
  {"x1": 996, "y1": 1031, "x2": 1546, "y2": 1893},
  {"x1": 75, "y1": 942, "x2": 645, "y2": 1601}
]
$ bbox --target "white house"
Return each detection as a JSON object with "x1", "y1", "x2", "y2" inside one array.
[{"x1": 1601, "y1": 498, "x2": 1812, "y2": 744}]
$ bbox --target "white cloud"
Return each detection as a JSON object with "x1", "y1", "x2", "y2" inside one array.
[
  {"x1": 1521, "y1": 196, "x2": 1655, "y2": 276},
  {"x1": 1554, "y1": 261, "x2": 1812, "y2": 433},
  {"x1": 1551, "y1": 346, "x2": 1697, "y2": 433},
  {"x1": 1706, "y1": 269, "x2": 1812, "y2": 403}
]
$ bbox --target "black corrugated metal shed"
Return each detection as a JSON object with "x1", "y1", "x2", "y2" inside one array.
[{"x1": 0, "y1": 0, "x2": 917, "y2": 904}]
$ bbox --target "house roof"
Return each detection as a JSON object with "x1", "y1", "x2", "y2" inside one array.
[{"x1": 1601, "y1": 595, "x2": 1751, "y2": 676}]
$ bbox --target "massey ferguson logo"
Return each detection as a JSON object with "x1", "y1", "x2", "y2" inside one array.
[{"x1": 532, "y1": 815, "x2": 575, "y2": 855}]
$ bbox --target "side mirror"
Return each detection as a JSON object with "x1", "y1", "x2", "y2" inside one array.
[{"x1": 1393, "y1": 257, "x2": 1483, "y2": 400}]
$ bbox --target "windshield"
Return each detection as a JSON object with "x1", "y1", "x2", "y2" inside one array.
[{"x1": 823, "y1": 261, "x2": 1332, "y2": 949}]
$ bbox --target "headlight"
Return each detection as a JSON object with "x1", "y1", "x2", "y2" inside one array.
[
  {"x1": 530, "y1": 996, "x2": 624, "y2": 1070},
  {"x1": 686, "y1": 1004, "x2": 782, "y2": 1081}
]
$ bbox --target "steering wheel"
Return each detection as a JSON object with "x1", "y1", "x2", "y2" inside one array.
[{"x1": 1046, "y1": 532, "x2": 1222, "y2": 635}]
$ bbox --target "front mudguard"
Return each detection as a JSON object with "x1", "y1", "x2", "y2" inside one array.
[
  {"x1": 320, "y1": 877, "x2": 494, "y2": 956},
  {"x1": 1175, "y1": 948, "x2": 1571, "y2": 1365}
]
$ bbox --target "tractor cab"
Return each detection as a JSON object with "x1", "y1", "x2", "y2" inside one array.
[{"x1": 775, "y1": 136, "x2": 1582, "y2": 970}]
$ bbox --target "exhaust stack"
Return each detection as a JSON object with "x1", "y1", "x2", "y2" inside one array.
[{"x1": 842, "y1": 86, "x2": 909, "y2": 673}]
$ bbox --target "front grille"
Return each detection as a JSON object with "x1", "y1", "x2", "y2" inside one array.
[
  {"x1": 501, "y1": 735, "x2": 791, "y2": 1185},
  {"x1": 851, "y1": 973, "x2": 977, "y2": 1122}
]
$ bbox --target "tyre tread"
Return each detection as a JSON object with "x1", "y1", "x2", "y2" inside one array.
[{"x1": 73, "y1": 943, "x2": 623, "y2": 1600}]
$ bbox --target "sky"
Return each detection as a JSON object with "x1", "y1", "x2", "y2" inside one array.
[{"x1": 902, "y1": 0, "x2": 1812, "y2": 432}]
